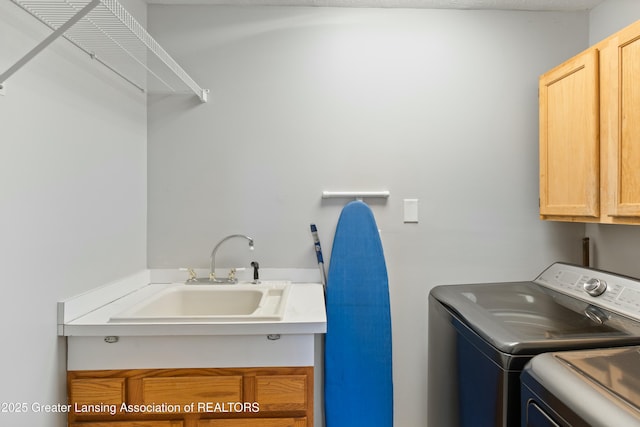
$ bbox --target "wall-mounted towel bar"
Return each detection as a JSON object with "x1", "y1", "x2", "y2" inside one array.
[
  {"x1": 2, "y1": 0, "x2": 208, "y2": 102},
  {"x1": 322, "y1": 191, "x2": 390, "y2": 200}
]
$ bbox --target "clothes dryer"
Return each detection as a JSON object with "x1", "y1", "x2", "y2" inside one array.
[{"x1": 521, "y1": 346, "x2": 640, "y2": 426}]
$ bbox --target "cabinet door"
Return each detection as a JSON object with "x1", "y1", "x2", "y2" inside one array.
[
  {"x1": 198, "y1": 418, "x2": 306, "y2": 427},
  {"x1": 539, "y1": 48, "x2": 600, "y2": 218},
  {"x1": 69, "y1": 378, "x2": 125, "y2": 416},
  {"x1": 606, "y1": 22, "x2": 640, "y2": 217},
  {"x1": 138, "y1": 375, "x2": 243, "y2": 411},
  {"x1": 70, "y1": 422, "x2": 183, "y2": 427},
  {"x1": 254, "y1": 375, "x2": 308, "y2": 412}
]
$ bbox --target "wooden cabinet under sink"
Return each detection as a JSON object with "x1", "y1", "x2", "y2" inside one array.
[{"x1": 67, "y1": 367, "x2": 312, "y2": 427}]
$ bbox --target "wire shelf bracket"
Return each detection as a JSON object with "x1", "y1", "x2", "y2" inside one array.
[{"x1": 2, "y1": 0, "x2": 209, "y2": 103}]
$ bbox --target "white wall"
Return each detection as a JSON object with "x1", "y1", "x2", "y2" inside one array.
[
  {"x1": 1, "y1": 2, "x2": 636, "y2": 426},
  {"x1": 589, "y1": 0, "x2": 640, "y2": 44},
  {"x1": 585, "y1": 0, "x2": 640, "y2": 278},
  {"x1": 0, "y1": 1, "x2": 147, "y2": 426},
  {"x1": 147, "y1": 7, "x2": 587, "y2": 426}
]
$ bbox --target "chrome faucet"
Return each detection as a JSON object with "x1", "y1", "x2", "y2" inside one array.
[{"x1": 210, "y1": 234, "x2": 254, "y2": 283}]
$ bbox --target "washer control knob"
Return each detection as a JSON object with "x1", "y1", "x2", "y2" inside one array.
[{"x1": 584, "y1": 278, "x2": 607, "y2": 297}]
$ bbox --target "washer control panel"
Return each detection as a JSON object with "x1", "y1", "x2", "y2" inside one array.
[{"x1": 535, "y1": 263, "x2": 640, "y2": 320}]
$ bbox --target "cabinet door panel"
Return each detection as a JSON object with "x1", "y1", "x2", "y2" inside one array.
[
  {"x1": 140, "y1": 376, "x2": 242, "y2": 410},
  {"x1": 608, "y1": 26, "x2": 640, "y2": 216},
  {"x1": 198, "y1": 418, "x2": 306, "y2": 427},
  {"x1": 540, "y1": 49, "x2": 599, "y2": 217},
  {"x1": 70, "y1": 422, "x2": 182, "y2": 427},
  {"x1": 69, "y1": 378, "x2": 125, "y2": 415},
  {"x1": 255, "y1": 375, "x2": 308, "y2": 412}
]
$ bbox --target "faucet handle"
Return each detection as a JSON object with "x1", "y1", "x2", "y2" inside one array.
[{"x1": 180, "y1": 268, "x2": 198, "y2": 282}]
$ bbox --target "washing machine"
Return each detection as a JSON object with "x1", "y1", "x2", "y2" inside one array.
[
  {"x1": 427, "y1": 262, "x2": 640, "y2": 427},
  {"x1": 521, "y1": 346, "x2": 640, "y2": 426}
]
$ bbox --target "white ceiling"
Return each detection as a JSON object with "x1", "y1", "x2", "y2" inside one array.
[{"x1": 146, "y1": 0, "x2": 605, "y2": 12}]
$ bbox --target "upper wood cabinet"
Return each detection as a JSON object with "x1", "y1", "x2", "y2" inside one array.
[
  {"x1": 605, "y1": 24, "x2": 640, "y2": 218},
  {"x1": 540, "y1": 19, "x2": 640, "y2": 224}
]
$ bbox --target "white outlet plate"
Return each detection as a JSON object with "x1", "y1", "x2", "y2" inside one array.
[{"x1": 403, "y1": 199, "x2": 419, "y2": 223}]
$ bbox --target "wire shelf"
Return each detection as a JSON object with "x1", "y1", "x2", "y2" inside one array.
[{"x1": 7, "y1": 0, "x2": 208, "y2": 102}]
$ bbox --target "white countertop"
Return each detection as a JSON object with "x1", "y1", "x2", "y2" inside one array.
[{"x1": 58, "y1": 268, "x2": 327, "y2": 337}]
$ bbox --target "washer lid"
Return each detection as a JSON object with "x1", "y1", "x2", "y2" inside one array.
[
  {"x1": 431, "y1": 281, "x2": 640, "y2": 354},
  {"x1": 557, "y1": 347, "x2": 640, "y2": 410}
]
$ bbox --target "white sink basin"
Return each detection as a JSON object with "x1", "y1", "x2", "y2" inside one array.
[{"x1": 109, "y1": 283, "x2": 291, "y2": 323}]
